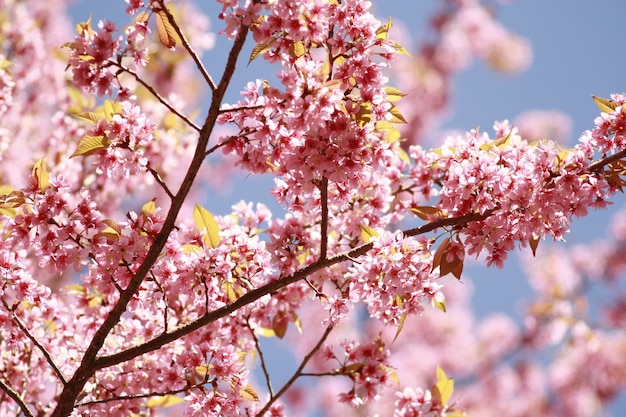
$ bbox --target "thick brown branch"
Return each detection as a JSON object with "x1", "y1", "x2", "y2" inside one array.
[
  {"x1": 95, "y1": 209, "x2": 491, "y2": 370},
  {"x1": 588, "y1": 148, "x2": 626, "y2": 173},
  {"x1": 50, "y1": 21, "x2": 251, "y2": 417},
  {"x1": 319, "y1": 176, "x2": 329, "y2": 261}
]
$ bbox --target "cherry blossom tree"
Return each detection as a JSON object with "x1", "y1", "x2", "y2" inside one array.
[{"x1": 1, "y1": 0, "x2": 626, "y2": 416}]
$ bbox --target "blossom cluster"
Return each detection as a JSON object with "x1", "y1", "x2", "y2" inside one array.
[{"x1": 1, "y1": 0, "x2": 626, "y2": 416}]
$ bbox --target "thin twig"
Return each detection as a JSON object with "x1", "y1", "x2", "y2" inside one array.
[
  {"x1": 247, "y1": 320, "x2": 274, "y2": 397},
  {"x1": 76, "y1": 383, "x2": 193, "y2": 407},
  {"x1": 319, "y1": 176, "x2": 329, "y2": 261},
  {"x1": 112, "y1": 62, "x2": 201, "y2": 132},
  {"x1": 157, "y1": 0, "x2": 217, "y2": 92},
  {"x1": 217, "y1": 104, "x2": 266, "y2": 114},
  {"x1": 0, "y1": 378, "x2": 35, "y2": 417},
  {"x1": 95, "y1": 209, "x2": 494, "y2": 371},
  {"x1": 4, "y1": 301, "x2": 67, "y2": 385},
  {"x1": 50, "y1": 17, "x2": 252, "y2": 417},
  {"x1": 256, "y1": 325, "x2": 334, "y2": 417},
  {"x1": 146, "y1": 163, "x2": 174, "y2": 200}
]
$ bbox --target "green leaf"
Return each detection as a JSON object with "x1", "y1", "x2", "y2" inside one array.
[
  {"x1": 71, "y1": 135, "x2": 109, "y2": 158},
  {"x1": 193, "y1": 203, "x2": 220, "y2": 248}
]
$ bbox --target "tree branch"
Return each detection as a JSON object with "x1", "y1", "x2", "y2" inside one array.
[
  {"x1": 247, "y1": 320, "x2": 274, "y2": 397},
  {"x1": 157, "y1": 0, "x2": 218, "y2": 92},
  {"x1": 256, "y1": 325, "x2": 334, "y2": 417},
  {"x1": 319, "y1": 176, "x2": 329, "y2": 261},
  {"x1": 95, "y1": 209, "x2": 492, "y2": 370},
  {"x1": 0, "y1": 378, "x2": 34, "y2": 417},
  {"x1": 588, "y1": 148, "x2": 626, "y2": 173},
  {"x1": 8, "y1": 307, "x2": 67, "y2": 385},
  {"x1": 113, "y1": 62, "x2": 201, "y2": 132},
  {"x1": 50, "y1": 19, "x2": 252, "y2": 417}
]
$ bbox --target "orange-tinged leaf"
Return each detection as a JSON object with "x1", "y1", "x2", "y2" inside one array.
[
  {"x1": 440, "y1": 249, "x2": 464, "y2": 280},
  {"x1": 593, "y1": 95, "x2": 620, "y2": 114},
  {"x1": 239, "y1": 384, "x2": 260, "y2": 402},
  {"x1": 134, "y1": 10, "x2": 150, "y2": 24},
  {"x1": 342, "y1": 362, "x2": 363, "y2": 374},
  {"x1": 146, "y1": 394, "x2": 185, "y2": 408},
  {"x1": 411, "y1": 206, "x2": 445, "y2": 222},
  {"x1": 156, "y1": 9, "x2": 177, "y2": 49},
  {"x1": 71, "y1": 135, "x2": 109, "y2": 158},
  {"x1": 272, "y1": 313, "x2": 289, "y2": 339},
  {"x1": 32, "y1": 158, "x2": 50, "y2": 192},
  {"x1": 529, "y1": 235, "x2": 540, "y2": 256},
  {"x1": 432, "y1": 237, "x2": 451, "y2": 272},
  {"x1": 193, "y1": 204, "x2": 220, "y2": 248}
]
